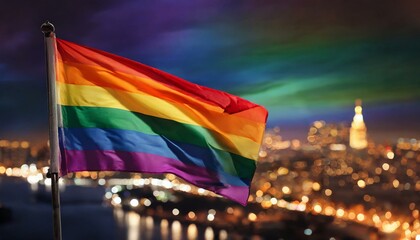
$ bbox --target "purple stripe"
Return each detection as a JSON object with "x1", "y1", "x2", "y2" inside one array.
[{"x1": 61, "y1": 149, "x2": 250, "y2": 205}]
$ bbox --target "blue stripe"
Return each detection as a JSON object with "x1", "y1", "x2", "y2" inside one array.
[{"x1": 59, "y1": 127, "x2": 250, "y2": 186}]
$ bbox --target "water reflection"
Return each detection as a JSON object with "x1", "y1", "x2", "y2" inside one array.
[
  {"x1": 204, "y1": 227, "x2": 214, "y2": 240},
  {"x1": 145, "y1": 216, "x2": 154, "y2": 240},
  {"x1": 219, "y1": 230, "x2": 228, "y2": 240},
  {"x1": 171, "y1": 221, "x2": 182, "y2": 240},
  {"x1": 114, "y1": 207, "x2": 124, "y2": 226},
  {"x1": 127, "y1": 212, "x2": 140, "y2": 240},
  {"x1": 187, "y1": 224, "x2": 197, "y2": 240},
  {"x1": 160, "y1": 219, "x2": 169, "y2": 240},
  {"x1": 115, "y1": 209, "x2": 224, "y2": 240}
]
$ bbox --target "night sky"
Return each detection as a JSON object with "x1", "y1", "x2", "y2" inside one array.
[{"x1": 1, "y1": 0, "x2": 420, "y2": 144}]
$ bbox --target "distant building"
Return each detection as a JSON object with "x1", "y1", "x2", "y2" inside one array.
[
  {"x1": 307, "y1": 120, "x2": 349, "y2": 147},
  {"x1": 0, "y1": 140, "x2": 30, "y2": 167},
  {"x1": 349, "y1": 99, "x2": 368, "y2": 149}
]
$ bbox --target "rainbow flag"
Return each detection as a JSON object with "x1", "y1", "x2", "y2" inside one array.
[{"x1": 55, "y1": 38, "x2": 268, "y2": 205}]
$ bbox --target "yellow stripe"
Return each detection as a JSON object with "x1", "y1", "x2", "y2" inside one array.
[{"x1": 58, "y1": 82, "x2": 264, "y2": 160}]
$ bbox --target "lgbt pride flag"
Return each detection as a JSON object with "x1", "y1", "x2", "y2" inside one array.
[{"x1": 55, "y1": 38, "x2": 268, "y2": 205}]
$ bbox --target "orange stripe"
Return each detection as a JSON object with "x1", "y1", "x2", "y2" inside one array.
[{"x1": 57, "y1": 60, "x2": 267, "y2": 123}]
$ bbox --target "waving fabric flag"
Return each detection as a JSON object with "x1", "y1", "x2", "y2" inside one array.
[{"x1": 55, "y1": 38, "x2": 268, "y2": 205}]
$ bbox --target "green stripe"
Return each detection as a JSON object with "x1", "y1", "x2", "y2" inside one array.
[{"x1": 61, "y1": 106, "x2": 256, "y2": 180}]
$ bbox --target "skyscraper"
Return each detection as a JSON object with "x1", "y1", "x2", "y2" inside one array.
[{"x1": 349, "y1": 99, "x2": 368, "y2": 149}]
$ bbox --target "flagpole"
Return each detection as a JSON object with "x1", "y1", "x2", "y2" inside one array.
[{"x1": 41, "y1": 21, "x2": 62, "y2": 240}]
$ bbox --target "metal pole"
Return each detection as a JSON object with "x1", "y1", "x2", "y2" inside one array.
[{"x1": 41, "y1": 21, "x2": 62, "y2": 240}]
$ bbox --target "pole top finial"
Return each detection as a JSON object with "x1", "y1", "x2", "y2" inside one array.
[{"x1": 41, "y1": 21, "x2": 55, "y2": 37}]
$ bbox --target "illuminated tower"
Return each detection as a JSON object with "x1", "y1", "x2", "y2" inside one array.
[{"x1": 349, "y1": 99, "x2": 368, "y2": 149}]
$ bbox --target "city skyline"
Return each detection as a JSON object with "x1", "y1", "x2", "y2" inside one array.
[
  {"x1": 1, "y1": 1, "x2": 420, "y2": 143},
  {"x1": 1, "y1": 114, "x2": 419, "y2": 239}
]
